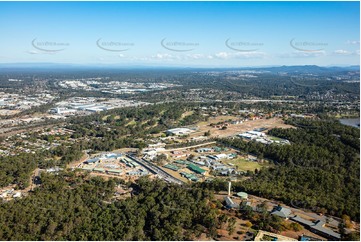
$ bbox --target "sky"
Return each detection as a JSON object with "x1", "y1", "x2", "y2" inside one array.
[{"x1": 0, "y1": 1, "x2": 359, "y2": 67}]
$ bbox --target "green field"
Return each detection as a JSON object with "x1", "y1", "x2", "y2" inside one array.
[
  {"x1": 126, "y1": 120, "x2": 137, "y2": 126},
  {"x1": 268, "y1": 136, "x2": 283, "y2": 141},
  {"x1": 225, "y1": 158, "x2": 265, "y2": 172}
]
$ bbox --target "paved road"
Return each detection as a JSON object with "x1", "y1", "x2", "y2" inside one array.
[
  {"x1": 127, "y1": 155, "x2": 184, "y2": 185},
  {"x1": 165, "y1": 141, "x2": 217, "y2": 152}
]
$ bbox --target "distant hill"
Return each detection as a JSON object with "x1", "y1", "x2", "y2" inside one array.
[{"x1": 0, "y1": 63, "x2": 359, "y2": 73}]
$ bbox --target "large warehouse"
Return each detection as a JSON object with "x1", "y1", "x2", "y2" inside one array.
[{"x1": 166, "y1": 128, "x2": 194, "y2": 136}]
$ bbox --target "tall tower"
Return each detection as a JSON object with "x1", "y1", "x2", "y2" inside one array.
[{"x1": 228, "y1": 181, "x2": 231, "y2": 196}]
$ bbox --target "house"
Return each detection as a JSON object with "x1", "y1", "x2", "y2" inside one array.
[
  {"x1": 215, "y1": 153, "x2": 228, "y2": 160},
  {"x1": 241, "y1": 200, "x2": 252, "y2": 208},
  {"x1": 171, "y1": 150, "x2": 188, "y2": 158},
  {"x1": 196, "y1": 147, "x2": 213, "y2": 153},
  {"x1": 46, "y1": 166, "x2": 63, "y2": 173},
  {"x1": 219, "y1": 170, "x2": 229, "y2": 176},
  {"x1": 174, "y1": 160, "x2": 188, "y2": 165},
  {"x1": 204, "y1": 159, "x2": 212, "y2": 167},
  {"x1": 228, "y1": 153, "x2": 237, "y2": 159},
  {"x1": 207, "y1": 155, "x2": 218, "y2": 160},
  {"x1": 12, "y1": 192, "x2": 21, "y2": 198},
  {"x1": 224, "y1": 196, "x2": 239, "y2": 209},
  {"x1": 180, "y1": 172, "x2": 199, "y2": 182},
  {"x1": 81, "y1": 166, "x2": 94, "y2": 172},
  {"x1": 102, "y1": 153, "x2": 122, "y2": 159},
  {"x1": 85, "y1": 158, "x2": 100, "y2": 164},
  {"x1": 238, "y1": 133, "x2": 254, "y2": 139},
  {"x1": 106, "y1": 169, "x2": 122, "y2": 176},
  {"x1": 163, "y1": 164, "x2": 180, "y2": 171},
  {"x1": 290, "y1": 216, "x2": 341, "y2": 240},
  {"x1": 212, "y1": 165, "x2": 229, "y2": 171},
  {"x1": 247, "y1": 155, "x2": 258, "y2": 161},
  {"x1": 93, "y1": 167, "x2": 105, "y2": 173},
  {"x1": 194, "y1": 161, "x2": 206, "y2": 166},
  {"x1": 212, "y1": 146, "x2": 223, "y2": 152},
  {"x1": 271, "y1": 205, "x2": 292, "y2": 219},
  {"x1": 0, "y1": 192, "x2": 8, "y2": 198},
  {"x1": 126, "y1": 169, "x2": 149, "y2": 176}
]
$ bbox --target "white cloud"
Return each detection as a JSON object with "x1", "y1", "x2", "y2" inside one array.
[
  {"x1": 214, "y1": 52, "x2": 230, "y2": 59},
  {"x1": 151, "y1": 53, "x2": 180, "y2": 60},
  {"x1": 111, "y1": 51, "x2": 268, "y2": 63},
  {"x1": 346, "y1": 40, "x2": 360, "y2": 45},
  {"x1": 279, "y1": 51, "x2": 326, "y2": 58},
  {"x1": 333, "y1": 50, "x2": 360, "y2": 56},
  {"x1": 214, "y1": 51, "x2": 266, "y2": 59},
  {"x1": 333, "y1": 49, "x2": 352, "y2": 55},
  {"x1": 185, "y1": 53, "x2": 204, "y2": 59},
  {"x1": 233, "y1": 51, "x2": 267, "y2": 59},
  {"x1": 26, "y1": 50, "x2": 40, "y2": 55},
  {"x1": 25, "y1": 50, "x2": 56, "y2": 55}
]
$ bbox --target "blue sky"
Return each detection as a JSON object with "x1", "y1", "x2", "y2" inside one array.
[{"x1": 0, "y1": 1, "x2": 359, "y2": 67}]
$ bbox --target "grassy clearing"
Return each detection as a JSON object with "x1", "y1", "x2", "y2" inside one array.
[
  {"x1": 268, "y1": 136, "x2": 283, "y2": 141},
  {"x1": 181, "y1": 111, "x2": 194, "y2": 119},
  {"x1": 125, "y1": 120, "x2": 136, "y2": 126},
  {"x1": 102, "y1": 115, "x2": 120, "y2": 121},
  {"x1": 224, "y1": 158, "x2": 265, "y2": 172}
]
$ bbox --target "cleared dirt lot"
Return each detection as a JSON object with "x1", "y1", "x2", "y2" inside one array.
[
  {"x1": 0, "y1": 109, "x2": 21, "y2": 116},
  {"x1": 190, "y1": 117, "x2": 294, "y2": 138}
]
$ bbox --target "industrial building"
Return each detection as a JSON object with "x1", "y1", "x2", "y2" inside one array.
[
  {"x1": 163, "y1": 164, "x2": 180, "y2": 171},
  {"x1": 290, "y1": 216, "x2": 341, "y2": 240},
  {"x1": 166, "y1": 128, "x2": 194, "y2": 136},
  {"x1": 187, "y1": 163, "x2": 206, "y2": 175},
  {"x1": 271, "y1": 205, "x2": 292, "y2": 219}
]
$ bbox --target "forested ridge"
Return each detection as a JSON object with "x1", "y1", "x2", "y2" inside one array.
[
  {"x1": 0, "y1": 172, "x2": 221, "y2": 240},
  {"x1": 218, "y1": 118, "x2": 360, "y2": 220}
]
